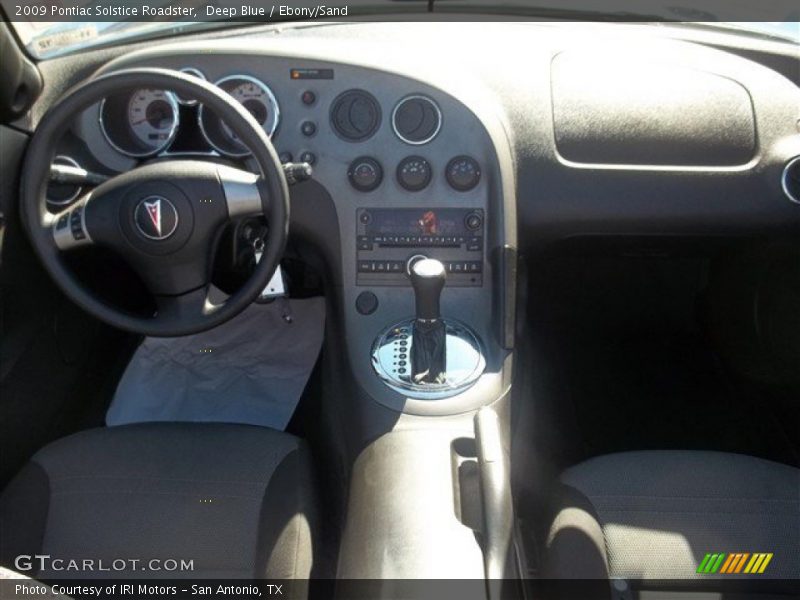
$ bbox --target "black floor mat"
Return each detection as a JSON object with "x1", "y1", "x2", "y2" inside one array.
[
  {"x1": 529, "y1": 256, "x2": 799, "y2": 469},
  {"x1": 553, "y1": 330, "x2": 797, "y2": 464}
]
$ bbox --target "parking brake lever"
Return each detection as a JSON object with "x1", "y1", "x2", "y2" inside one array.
[{"x1": 475, "y1": 407, "x2": 514, "y2": 594}]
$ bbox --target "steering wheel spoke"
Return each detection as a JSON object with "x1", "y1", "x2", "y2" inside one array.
[
  {"x1": 218, "y1": 164, "x2": 268, "y2": 219},
  {"x1": 51, "y1": 195, "x2": 94, "y2": 251}
]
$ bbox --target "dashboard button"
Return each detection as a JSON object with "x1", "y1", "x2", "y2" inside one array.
[
  {"x1": 278, "y1": 151, "x2": 293, "y2": 163},
  {"x1": 467, "y1": 237, "x2": 482, "y2": 251},
  {"x1": 300, "y1": 151, "x2": 316, "y2": 165},
  {"x1": 301, "y1": 90, "x2": 316, "y2": 106},
  {"x1": 301, "y1": 121, "x2": 317, "y2": 137}
]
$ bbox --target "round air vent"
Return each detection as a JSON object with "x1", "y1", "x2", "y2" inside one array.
[
  {"x1": 392, "y1": 95, "x2": 442, "y2": 145},
  {"x1": 330, "y1": 90, "x2": 381, "y2": 142},
  {"x1": 782, "y1": 156, "x2": 800, "y2": 204}
]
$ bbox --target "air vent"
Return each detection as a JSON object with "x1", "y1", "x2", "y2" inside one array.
[
  {"x1": 330, "y1": 90, "x2": 381, "y2": 142},
  {"x1": 392, "y1": 95, "x2": 442, "y2": 145},
  {"x1": 782, "y1": 157, "x2": 800, "y2": 204}
]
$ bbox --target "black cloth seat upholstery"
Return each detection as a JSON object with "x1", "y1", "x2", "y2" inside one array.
[
  {"x1": 546, "y1": 451, "x2": 799, "y2": 590},
  {"x1": 0, "y1": 423, "x2": 318, "y2": 581}
]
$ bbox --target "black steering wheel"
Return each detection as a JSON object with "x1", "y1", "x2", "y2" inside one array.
[{"x1": 20, "y1": 68, "x2": 290, "y2": 337}]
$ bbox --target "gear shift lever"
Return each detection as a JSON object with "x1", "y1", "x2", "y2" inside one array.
[
  {"x1": 409, "y1": 258, "x2": 447, "y2": 383},
  {"x1": 372, "y1": 257, "x2": 485, "y2": 398}
]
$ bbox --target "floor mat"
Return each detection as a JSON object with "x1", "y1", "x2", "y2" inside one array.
[
  {"x1": 107, "y1": 296, "x2": 325, "y2": 430},
  {"x1": 530, "y1": 256, "x2": 799, "y2": 468}
]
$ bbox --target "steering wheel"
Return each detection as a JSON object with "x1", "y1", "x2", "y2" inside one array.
[{"x1": 20, "y1": 68, "x2": 290, "y2": 337}]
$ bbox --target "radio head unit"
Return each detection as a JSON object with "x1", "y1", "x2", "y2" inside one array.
[{"x1": 356, "y1": 208, "x2": 484, "y2": 287}]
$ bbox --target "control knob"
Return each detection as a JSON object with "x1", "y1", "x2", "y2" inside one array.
[
  {"x1": 446, "y1": 156, "x2": 481, "y2": 191},
  {"x1": 348, "y1": 157, "x2": 383, "y2": 192},
  {"x1": 397, "y1": 156, "x2": 432, "y2": 191}
]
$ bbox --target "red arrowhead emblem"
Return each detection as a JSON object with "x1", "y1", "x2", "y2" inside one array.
[{"x1": 144, "y1": 200, "x2": 162, "y2": 237}]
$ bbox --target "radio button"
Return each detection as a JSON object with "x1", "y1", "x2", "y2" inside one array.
[{"x1": 446, "y1": 261, "x2": 483, "y2": 274}]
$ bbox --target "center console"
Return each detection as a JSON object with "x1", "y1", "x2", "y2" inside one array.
[{"x1": 336, "y1": 408, "x2": 514, "y2": 596}]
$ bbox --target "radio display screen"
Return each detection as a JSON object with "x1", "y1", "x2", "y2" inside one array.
[{"x1": 365, "y1": 209, "x2": 474, "y2": 237}]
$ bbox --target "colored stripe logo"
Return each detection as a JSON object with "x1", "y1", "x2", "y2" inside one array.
[{"x1": 697, "y1": 552, "x2": 773, "y2": 574}]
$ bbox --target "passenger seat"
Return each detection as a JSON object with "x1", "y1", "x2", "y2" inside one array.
[{"x1": 545, "y1": 451, "x2": 799, "y2": 593}]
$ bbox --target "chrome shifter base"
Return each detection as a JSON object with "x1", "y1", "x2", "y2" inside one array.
[{"x1": 371, "y1": 318, "x2": 485, "y2": 399}]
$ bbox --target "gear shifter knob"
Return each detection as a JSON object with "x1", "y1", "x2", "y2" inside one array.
[{"x1": 410, "y1": 258, "x2": 446, "y2": 321}]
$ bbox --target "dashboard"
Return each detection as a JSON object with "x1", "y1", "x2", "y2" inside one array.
[
  {"x1": 33, "y1": 22, "x2": 798, "y2": 246},
  {"x1": 18, "y1": 21, "x2": 800, "y2": 413}
]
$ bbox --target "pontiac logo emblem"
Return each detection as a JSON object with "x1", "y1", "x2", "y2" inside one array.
[
  {"x1": 134, "y1": 196, "x2": 178, "y2": 240},
  {"x1": 145, "y1": 200, "x2": 162, "y2": 235}
]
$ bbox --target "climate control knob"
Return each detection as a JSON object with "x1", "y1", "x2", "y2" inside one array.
[
  {"x1": 446, "y1": 156, "x2": 481, "y2": 191},
  {"x1": 348, "y1": 157, "x2": 383, "y2": 192},
  {"x1": 397, "y1": 156, "x2": 432, "y2": 192}
]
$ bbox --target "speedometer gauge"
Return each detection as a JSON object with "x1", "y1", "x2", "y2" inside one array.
[
  {"x1": 127, "y1": 89, "x2": 177, "y2": 149},
  {"x1": 100, "y1": 88, "x2": 179, "y2": 157},
  {"x1": 199, "y1": 75, "x2": 280, "y2": 157}
]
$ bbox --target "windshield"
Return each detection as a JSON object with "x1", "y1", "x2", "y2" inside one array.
[{"x1": 3, "y1": 1, "x2": 799, "y2": 60}]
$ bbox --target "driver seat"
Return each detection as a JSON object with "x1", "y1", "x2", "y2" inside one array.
[{"x1": 0, "y1": 423, "x2": 318, "y2": 581}]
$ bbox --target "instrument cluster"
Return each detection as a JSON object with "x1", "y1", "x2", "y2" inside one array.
[{"x1": 98, "y1": 70, "x2": 280, "y2": 158}]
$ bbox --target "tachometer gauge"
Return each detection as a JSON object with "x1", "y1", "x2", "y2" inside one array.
[
  {"x1": 100, "y1": 88, "x2": 179, "y2": 157},
  {"x1": 199, "y1": 75, "x2": 280, "y2": 157}
]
